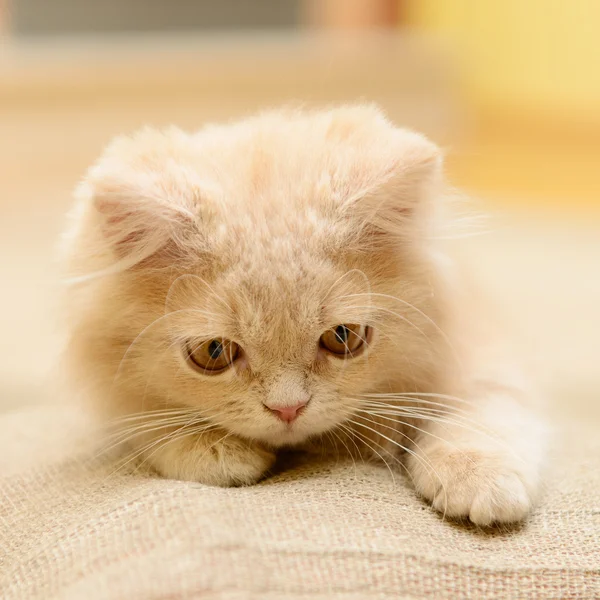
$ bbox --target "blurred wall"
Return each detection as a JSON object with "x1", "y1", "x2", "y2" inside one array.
[
  {"x1": 404, "y1": 0, "x2": 600, "y2": 209},
  {"x1": 407, "y1": 0, "x2": 600, "y2": 125}
]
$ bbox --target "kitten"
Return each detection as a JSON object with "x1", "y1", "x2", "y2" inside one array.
[{"x1": 62, "y1": 106, "x2": 545, "y2": 525}]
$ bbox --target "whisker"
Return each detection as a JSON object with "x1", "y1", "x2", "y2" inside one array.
[
  {"x1": 100, "y1": 404, "x2": 237, "y2": 478},
  {"x1": 348, "y1": 416, "x2": 447, "y2": 512},
  {"x1": 360, "y1": 395, "x2": 495, "y2": 429},
  {"x1": 133, "y1": 424, "x2": 221, "y2": 474},
  {"x1": 110, "y1": 309, "x2": 214, "y2": 389},
  {"x1": 345, "y1": 425, "x2": 398, "y2": 486},
  {"x1": 341, "y1": 292, "x2": 462, "y2": 369},
  {"x1": 107, "y1": 422, "x2": 219, "y2": 478},
  {"x1": 106, "y1": 408, "x2": 200, "y2": 424},
  {"x1": 353, "y1": 410, "x2": 469, "y2": 463},
  {"x1": 345, "y1": 304, "x2": 428, "y2": 339},
  {"x1": 329, "y1": 427, "x2": 358, "y2": 480},
  {"x1": 361, "y1": 396, "x2": 475, "y2": 418},
  {"x1": 322, "y1": 268, "x2": 372, "y2": 304},
  {"x1": 344, "y1": 416, "x2": 443, "y2": 496},
  {"x1": 103, "y1": 414, "x2": 206, "y2": 439},
  {"x1": 325, "y1": 430, "x2": 342, "y2": 468},
  {"x1": 193, "y1": 430, "x2": 234, "y2": 468},
  {"x1": 352, "y1": 410, "x2": 450, "y2": 481},
  {"x1": 99, "y1": 416, "x2": 213, "y2": 453},
  {"x1": 337, "y1": 422, "x2": 367, "y2": 464},
  {"x1": 138, "y1": 337, "x2": 188, "y2": 413},
  {"x1": 361, "y1": 401, "x2": 485, "y2": 431},
  {"x1": 366, "y1": 392, "x2": 478, "y2": 406},
  {"x1": 367, "y1": 404, "x2": 500, "y2": 436},
  {"x1": 359, "y1": 402, "x2": 512, "y2": 453}
]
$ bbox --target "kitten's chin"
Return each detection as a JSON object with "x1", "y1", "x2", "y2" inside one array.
[
  {"x1": 250, "y1": 427, "x2": 314, "y2": 449},
  {"x1": 235, "y1": 419, "x2": 335, "y2": 449}
]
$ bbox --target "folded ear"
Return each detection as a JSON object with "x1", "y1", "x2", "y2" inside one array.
[
  {"x1": 333, "y1": 127, "x2": 443, "y2": 247},
  {"x1": 75, "y1": 128, "x2": 211, "y2": 272}
]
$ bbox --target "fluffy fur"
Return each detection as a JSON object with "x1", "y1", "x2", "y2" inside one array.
[{"x1": 61, "y1": 106, "x2": 545, "y2": 525}]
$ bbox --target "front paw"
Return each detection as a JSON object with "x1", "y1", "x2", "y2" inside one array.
[
  {"x1": 149, "y1": 432, "x2": 276, "y2": 487},
  {"x1": 408, "y1": 446, "x2": 535, "y2": 526}
]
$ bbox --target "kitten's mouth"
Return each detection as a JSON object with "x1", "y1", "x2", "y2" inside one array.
[{"x1": 254, "y1": 404, "x2": 341, "y2": 448}]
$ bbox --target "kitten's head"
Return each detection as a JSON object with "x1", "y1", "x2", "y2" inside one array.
[{"x1": 65, "y1": 105, "x2": 448, "y2": 447}]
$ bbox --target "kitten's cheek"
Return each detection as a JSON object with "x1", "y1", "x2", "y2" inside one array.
[
  {"x1": 315, "y1": 347, "x2": 329, "y2": 363},
  {"x1": 232, "y1": 355, "x2": 249, "y2": 374}
]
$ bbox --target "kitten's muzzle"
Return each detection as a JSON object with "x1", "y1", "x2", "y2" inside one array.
[{"x1": 263, "y1": 398, "x2": 310, "y2": 424}]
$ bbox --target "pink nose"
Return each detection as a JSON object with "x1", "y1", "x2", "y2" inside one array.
[{"x1": 266, "y1": 401, "x2": 308, "y2": 423}]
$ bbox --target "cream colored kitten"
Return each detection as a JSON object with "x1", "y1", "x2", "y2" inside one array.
[{"x1": 62, "y1": 106, "x2": 545, "y2": 525}]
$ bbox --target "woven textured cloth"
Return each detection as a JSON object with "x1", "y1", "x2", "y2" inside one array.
[{"x1": 1, "y1": 406, "x2": 599, "y2": 600}]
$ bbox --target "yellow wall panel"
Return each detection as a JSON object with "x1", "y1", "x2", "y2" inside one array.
[{"x1": 405, "y1": 0, "x2": 600, "y2": 123}]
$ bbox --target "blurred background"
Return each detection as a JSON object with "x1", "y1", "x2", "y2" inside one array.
[{"x1": 0, "y1": 0, "x2": 598, "y2": 420}]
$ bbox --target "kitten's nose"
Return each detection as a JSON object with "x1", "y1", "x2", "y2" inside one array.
[{"x1": 265, "y1": 400, "x2": 308, "y2": 423}]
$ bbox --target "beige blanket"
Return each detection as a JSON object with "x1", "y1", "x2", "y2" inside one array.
[{"x1": 1, "y1": 407, "x2": 599, "y2": 599}]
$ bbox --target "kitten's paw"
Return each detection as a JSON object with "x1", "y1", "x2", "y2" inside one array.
[
  {"x1": 149, "y1": 432, "x2": 276, "y2": 487},
  {"x1": 206, "y1": 437, "x2": 276, "y2": 487},
  {"x1": 408, "y1": 447, "x2": 534, "y2": 526}
]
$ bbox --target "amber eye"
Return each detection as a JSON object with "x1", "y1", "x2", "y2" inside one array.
[
  {"x1": 320, "y1": 324, "x2": 368, "y2": 356},
  {"x1": 185, "y1": 338, "x2": 240, "y2": 373}
]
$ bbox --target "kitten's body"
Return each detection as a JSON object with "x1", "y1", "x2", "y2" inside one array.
[{"x1": 62, "y1": 106, "x2": 545, "y2": 525}]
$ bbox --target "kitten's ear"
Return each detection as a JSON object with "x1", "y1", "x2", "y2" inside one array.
[
  {"x1": 340, "y1": 128, "x2": 442, "y2": 244},
  {"x1": 76, "y1": 129, "x2": 209, "y2": 270}
]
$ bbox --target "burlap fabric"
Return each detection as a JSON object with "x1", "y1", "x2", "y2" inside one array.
[{"x1": 1, "y1": 406, "x2": 599, "y2": 599}]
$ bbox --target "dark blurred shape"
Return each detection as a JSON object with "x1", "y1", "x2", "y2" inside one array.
[{"x1": 12, "y1": 0, "x2": 300, "y2": 35}]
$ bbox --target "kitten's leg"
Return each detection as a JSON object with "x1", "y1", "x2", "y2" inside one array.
[
  {"x1": 406, "y1": 387, "x2": 546, "y2": 525},
  {"x1": 137, "y1": 428, "x2": 275, "y2": 486}
]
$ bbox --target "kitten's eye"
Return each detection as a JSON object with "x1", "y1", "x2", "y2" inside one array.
[
  {"x1": 185, "y1": 338, "x2": 240, "y2": 373},
  {"x1": 320, "y1": 324, "x2": 368, "y2": 356}
]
